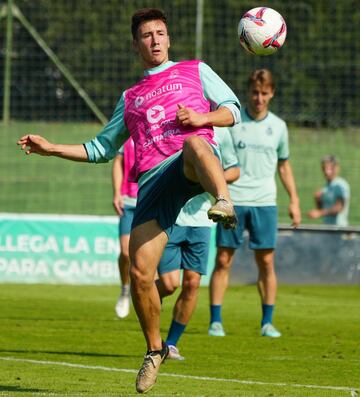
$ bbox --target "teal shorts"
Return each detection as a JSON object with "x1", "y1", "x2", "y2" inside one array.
[
  {"x1": 216, "y1": 206, "x2": 278, "y2": 250},
  {"x1": 132, "y1": 152, "x2": 204, "y2": 237},
  {"x1": 158, "y1": 225, "x2": 212, "y2": 275},
  {"x1": 118, "y1": 205, "x2": 136, "y2": 236}
]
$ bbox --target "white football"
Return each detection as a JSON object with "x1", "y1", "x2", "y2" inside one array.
[{"x1": 238, "y1": 7, "x2": 287, "y2": 56}]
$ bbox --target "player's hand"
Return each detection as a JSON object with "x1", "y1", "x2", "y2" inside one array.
[
  {"x1": 176, "y1": 103, "x2": 207, "y2": 127},
  {"x1": 289, "y1": 202, "x2": 301, "y2": 228},
  {"x1": 113, "y1": 194, "x2": 124, "y2": 216},
  {"x1": 307, "y1": 209, "x2": 322, "y2": 219},
  {"x1": 17, "y1": 134, "x2": 53, "y2": 156}
]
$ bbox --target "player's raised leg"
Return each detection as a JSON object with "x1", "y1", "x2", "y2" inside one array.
[{"x1": 182, "y1": 136, "x2": 237, "y2": 229}]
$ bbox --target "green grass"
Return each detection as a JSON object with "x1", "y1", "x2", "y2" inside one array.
[
  {"x1": 0, "y1": 284, "x2": 359, "y2": 396},
  {"x1": 1, "y1": 121, "x2": 359, "y2": 224}
]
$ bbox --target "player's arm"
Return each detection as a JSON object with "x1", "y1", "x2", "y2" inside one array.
[
  {"x1": 307, "y1": 190, "x2": 324, "y2": 219},
  {"x1": 176, "y1": 62, "x2": 241, "y2": 128},
  {"x1": 314, "y1": 190, "x2": 323, "y2": 209},
  {"x1": 18, "y1": 93, "x2": 129, "y2": 163},
  {"x1": 277, "y1": 159, "x2": 301, "y2": 227},
  {"x1": 308, "y1": 198, "x2": 344, "y2": 219},
  {"x1": 17, "y1": 134, "x2": 88, "y2": 161},
  {"x1": 217, "y1": 126, "x2": 240, "y2": 183},
  {"x1": 224, "y1": 166, "x2": 240, "y2": 183},
  {"x1": 176, "y1": 104, "x2": 235, "y2": 128},
  {"x1": 112, "y1": 153, "x2": 124, "y2": 216}
]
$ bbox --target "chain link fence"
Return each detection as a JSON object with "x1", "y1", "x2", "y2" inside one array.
[{"x1": 0, "y1": 0, "x2": 359, "y2": 224}]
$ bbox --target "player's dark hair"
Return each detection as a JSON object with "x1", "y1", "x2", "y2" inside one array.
[
  {"x1": 247, "y1": 69, "x2": 275, "y2": 90},
  {"x1": 131, "y1": 8, "x2": 168, "y2": 39},
  {"x1": 321, "y1": 154, "x2": 338, "y2": 165}
]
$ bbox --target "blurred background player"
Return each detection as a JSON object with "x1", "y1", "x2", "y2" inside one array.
[
  {"x1": 112, "y1": 138, "x2": 137, "y2": 318},
  {"x1": 307, "y1": 155, "x2": 350, "y2": 226},
  {"x1": 209, "y1": 69, "x2": 301, "y2": 338},
  {"x1": 156, "y1": 127, "x2": 239, "y2": 360}
]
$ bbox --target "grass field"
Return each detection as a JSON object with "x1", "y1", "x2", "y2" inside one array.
[
  {"x1": 0, "y1": 284, "x2": 359, "y2": 396},
  {"x1": 1, "y1": 121, "x2": 359, "y2": 225}
]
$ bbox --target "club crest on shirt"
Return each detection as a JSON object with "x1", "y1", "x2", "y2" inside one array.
[
  {"x1": 146, "y1": 105, "x2": 166, "y2": 124},
  {"x1": 266, "y1": 127, "x2": 273, "y2": 135},
  {"x1": 135, "y1": 96, "x2": 144, "y2": 108},
  {"x1": 237, "y1": 140, "x2": 246, "y2": 149}
]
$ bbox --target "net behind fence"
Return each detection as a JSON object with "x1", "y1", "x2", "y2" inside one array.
[{"x1": 0, "y1": 0, "x2": 359, "y2": 224}]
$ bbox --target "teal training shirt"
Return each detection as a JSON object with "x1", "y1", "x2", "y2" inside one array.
[
  {"x1": 176, "y1": 126, "x2": 239, "y2": 227},
  {"x1": 229, "y1": 108, "x2": 289, "y2": 206},
  {"x1": 84, "y1": 61, "x2": 240, "y2": 164},
  {"x1": 321, "y1": 177, "x2": 350, "y2": 226}
]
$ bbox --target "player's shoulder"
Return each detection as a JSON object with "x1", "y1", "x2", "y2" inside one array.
[
  {"x1": 267, "y1": 111, "x2": 287, "y2": 126},
  {"x1": 334, "y1": 177, "x2": 350, "y2": 190}
]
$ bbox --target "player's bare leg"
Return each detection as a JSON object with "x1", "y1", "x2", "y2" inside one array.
[
  {"x1": 129, "y1": 220, "x2": 169, "y2": 393},
  {"x1": 255, "y1": 249, "x2": 281, "y2": 337},
  {"x1": 209, "y1": 247, "x2": 235, "y2": 336},
  {"x1": 182, "y1": 136, "x2": 237, "y2": 229},
  {"x1": 172, "y1": 270, "x2": 201, "y2": 324},
  {"x1": 115, "y1": 235, "x2": 131, "y2": 318},
  {"x1": 156, "y1": 270, "x2": 181, "y2": 298},
  {"x1": 157, "y1": 269, "x2": 201, "y2": 360}
]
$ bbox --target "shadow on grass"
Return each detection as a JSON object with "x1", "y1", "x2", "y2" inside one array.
[
  {"x1": 0, "y1": 385, "x2": 44, "y2": 393},
  {"x1": 0, "y1": 349, "x2": 137, "y2": 359}
]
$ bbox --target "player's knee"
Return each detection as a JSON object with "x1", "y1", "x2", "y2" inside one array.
[
  {"x1": 182, "y1": 274, "x2": 201, "y2": 294},
  {"x1": 160, "y1": 275, "x2": 180, "y2": 295},
  {"x1": 129, "y1": 264, "x2": 152, "y2": 289},
  {"x1": 216, "y1": 254, "x2": 232, "y2": 272},
  {"x1": 164, "y1": 283, "x2": 178, "y2": 295},
  {"x1": 183, "y1": 135, "x2": 207, "y2": 160},
  {"x1": 258, "y1": 261, "x2": 275, "y2": 276}
]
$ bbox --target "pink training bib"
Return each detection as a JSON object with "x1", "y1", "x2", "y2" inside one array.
[
  {"x1": 120, "y1": 138, "x2": 138, "y2": 198},
  {"x1": 124, "y1": 60, "x2": 215, "y2": 181}
]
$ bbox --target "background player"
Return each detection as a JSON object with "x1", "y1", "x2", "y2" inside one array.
[
  {"x1": 156, "y1": 127, "x2": 240, "y2": 360},
  {"x1": 307, "y1": 155, "x2": 350, "y2": 226},
  {"x1": 209, "y1": 69, "x2": 301, "y2": 338},
  {"x1": 112, "y1": 138, "x2": 137, "y2": 318}
]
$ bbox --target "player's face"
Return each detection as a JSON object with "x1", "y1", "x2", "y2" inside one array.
[
  {"x1": 133, "y1": 20, "x2": 170, "y2": 69},
  {"x1": 322, "y1": 162, "x2": 338, "y2": 181},
  {"x1": 247, "y1": 83, "x2": 274, "y2": 117}
]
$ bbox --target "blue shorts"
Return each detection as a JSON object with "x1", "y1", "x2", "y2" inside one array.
[
  {"x1": 158, "y1": 225, "x2": 211, "y2": 275},
  {"x1": 132, "y1": 153, "x2": 204, "y2": 237},
  {"x1": 216, "y1": 206, "x2": 278, "y2": 250},
  {"x1": 118, "y1": 205, "x2": 136, "y2": 236}
]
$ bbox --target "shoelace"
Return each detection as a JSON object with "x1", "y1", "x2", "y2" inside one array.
[
  {"x1": 215, "y1": 195, "x2": 228, "y2": 203},
  {"x1": 138, "y1": 354, "x2": 156, "y2": 376}
]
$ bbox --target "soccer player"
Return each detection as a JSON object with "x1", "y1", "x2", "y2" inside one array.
[
  {"x1": 157, "y1": 127, "x2": 240, "y2": 360},
  {"x1": 307, "y1": 155, "x2": 350, "y2": 226},
  {"x1": 112, "y1": 138, "x2": 137, "y2": 318},
  {"x1": 17, "y1": 8, "x2": 241, "y2": 394},
  {"x1": 208, "y1": 69, "x2": 301, "y2": 339}
]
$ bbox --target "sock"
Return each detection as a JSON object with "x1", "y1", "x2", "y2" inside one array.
[
  {"x1": 210, "y1": 304, "x2": 222, "y2": 324},
  {"x1": 121, "y1": 284, "x2": 130, "y2": 296},
  {"x1": 261, "y1": 304, "x2": 274, "y2": 326},
  {"x1": 165, "y1": 319, "x2": 186, "y2": 347},
  {"x1": 147, "y1": 341, "x2": 167, "y2": 357}
]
